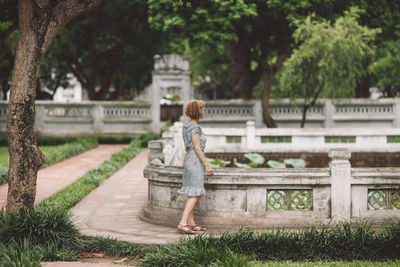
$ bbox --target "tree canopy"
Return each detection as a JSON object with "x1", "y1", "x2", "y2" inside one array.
[{"x1": 279, "y1": 8, "x2": 379, "y2": 127}]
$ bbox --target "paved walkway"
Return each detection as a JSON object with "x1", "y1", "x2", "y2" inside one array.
[
  {"x1": 71, "y1": 151, "x2": 186, "y2": 245},
  {"x1": 0, "y1": 145, "x2": 127, "y2": 208}
]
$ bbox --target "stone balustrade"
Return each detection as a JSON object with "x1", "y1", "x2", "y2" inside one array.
[
  {"x1": 0, "y1": 100, "x2": 153, "y2": 136},
  {"x1": 201, "y1": 98, "x2": 400, "y2": 128},
  {"x1": 1, "y1": 98, "x2": 400, "y2": 137},
  {"x1": 142, "y1": 130, "x2": 400, "y2": 228},
  {"x1": 204, "y1": 121, "x2": 400, "y2": 153}
]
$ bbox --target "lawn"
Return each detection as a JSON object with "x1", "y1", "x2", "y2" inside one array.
[{"x1": 0, "y1": 145, "x2": 67, "y2": 166}]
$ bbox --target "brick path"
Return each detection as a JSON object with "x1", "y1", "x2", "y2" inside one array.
[
  {"x1": 71, "y1": 151, "x2": 186, "y2": 245},
  {"x1": 0, "y1": 145, "x2": 127, "y2": 208}
]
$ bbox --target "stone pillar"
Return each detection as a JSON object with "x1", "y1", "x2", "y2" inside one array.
[
  {"x1": 162, "y1": 131, "x2": 174, "y2": 165},
  {"x1": 93, "y1": 103, "x2": 102, "y2": 135},
  {"x1": 329, "y1": 148, "x2": 351, "y2": 221},
  {"x1": 148, "y1": 140, "x2": 165, "y2": 165},
  {"x1": 395, "y1": 98, "x2": 400, "y2": 128},
  {"x1": 254, "y1": 100, "x2": 263, "y2": 128},
  {"x1": 246, "y1": 121, "x2": 255, "y2": 149},
  {"x1": 151, "y1": 55, "x2": 191, "y2": 132},
  {"x1": 34, "y1": 104, "x2": 45, "y2": 134},
  {"x1": 324, "y1": 99, "x2": 334, "y2": 128}
]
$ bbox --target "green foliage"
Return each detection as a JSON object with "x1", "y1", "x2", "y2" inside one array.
[
  {"x1": 0, "y1": 137, "x2": 98, "y2": 185},
  {"x1": 284, "y1": 158, "x2": 307, "y2": 168},
  {"x1": 369, "y1": 40, "x2": 400, "y2": 96},
  {"x1": 148, "y1": 0, "x2": 257, "y2": 45},
  {"x1": 0, "y1": 165, "x2": 7, "y2": 185},
  {"x1": 206, "y1": 158, "x2": 231, "y2": 168},
  {"x1": 138, "y1": 132, "x2": 159, "y2": 148},
  {"x1": 267, "y1": 160, "x2": 286, "y2": 168},
  {"x1": 0, "y1": 135, "x2": 149, "y2": 265},
  {"x1": 249, "y1": 260, "x2": 400, "y2": 267},
  {"x1": 82, "y1": 236, "x2": 143, "y2": 257},
  {"x1": 0, "y1": 207, "x2": 81, "y2": 264},
  {"x1": 41, "y1": 137, "x2": 98, "y2": 168},
  {"x1": 42, "y1": 0, "x2": 170, "y2": 100},
  {"x1": 268, "y1": 159, "x2": 306, "y2": 168},
  {"x1": 244, "y1": 153, "x2": 265, "y2": 167},
  {"x1": 0, "y1": 206, "x2": 82, "y2": 250},
  {"x1": 234, "y1": 162, "x2": 252, "y2": 168},
  {"x1": 160, "y1": 120, "x2": 173, "y2": 136},
  {"x1": 97, "y1": 136, "x2": 133, "y2": 144},
  {"x1": 280, "y1": 8, "x2": 379, "y2": 102},
  {"x1": 37, "y1": 136, "x2": 148, "y2": 211},
  {"x1": 141, "y1": 221, "x2": 400, "y2": 266}
]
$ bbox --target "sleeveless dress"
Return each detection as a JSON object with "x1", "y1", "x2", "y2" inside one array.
[{"x1": 178, "y1": 122, "x2": 207, "y2": 196}]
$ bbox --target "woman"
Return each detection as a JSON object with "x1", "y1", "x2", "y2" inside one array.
[{"x1": 177, "y1": 99, "x2": 214, "y2": 234}]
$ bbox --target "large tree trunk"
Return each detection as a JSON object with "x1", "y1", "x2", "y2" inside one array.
[
  {"x1": 7, "y1": 0, "x2": 102, "y2": 212},
  {"x1": 262, "y1": 69, "x2": 277, "y2": 128},
  {"x1": 228, "y1": 41, "x2": 256, "y2": 99},
  {"x1": 261, "y1": 55, "x2": 287, "y2": 128}
]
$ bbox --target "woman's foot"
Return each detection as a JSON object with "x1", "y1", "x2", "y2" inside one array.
[
  {"x1": 188, "y1": 224, "x2": 207, "y2": 231},
  {"x1": 177, "y1": 224, "x2": 196, "y2": 234}
]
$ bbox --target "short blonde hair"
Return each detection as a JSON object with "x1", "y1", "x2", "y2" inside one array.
[{"x1": 184, "y1": 100, "x2": 205, "y2": 120}]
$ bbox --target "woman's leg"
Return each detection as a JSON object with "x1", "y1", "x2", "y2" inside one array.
[
  {"x1": 187, "y1": 196, "x2": 201, "y2": 225},
  {"x1": 179, "y1": 196, "x2": 201, "y2": 226}
]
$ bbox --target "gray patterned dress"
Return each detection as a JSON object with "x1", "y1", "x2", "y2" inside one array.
[{"x1": 178, "y1": 122, "x2": 207, "y2": 196}]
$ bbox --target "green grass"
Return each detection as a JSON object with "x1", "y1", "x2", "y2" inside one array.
[
  {"x1": 0, "y1": 133, "x2": 157, "y2": 265},
  {"x1": 249, "y1": 261, "x2": 400, "y2": 267},
  {"x1": 0, "y1": 147, "x2": 9, "y2": 166},
  {"x1": 37, "y1": 139, "x2": 145, "y2": 211},
  {"x1": 0, "y1": 137, "x2": 98, "y2": 185},
  {"x1": 140, "y1": 221, "x2": 400, "y2": 267}
]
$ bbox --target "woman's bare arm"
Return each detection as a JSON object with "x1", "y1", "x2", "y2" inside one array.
[{"x1": 192, "y1": 133, "x2": 214, "y2": 176}]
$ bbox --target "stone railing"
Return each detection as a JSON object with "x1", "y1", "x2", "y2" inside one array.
[
  {"x1": 142, "y1": 139, "x2": 400, "y2": 228},
  {"x1": 201, "y1": 98, "x2": 400, "y2": 128},
  {"x1": 204, "y1": 121, "x2": 400, "y2": 153},
  {"x1": 0, "y1": 100, "x2": 153, "y2": 136}
]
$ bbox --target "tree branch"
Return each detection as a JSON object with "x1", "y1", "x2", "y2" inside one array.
[{"x1": 41, "y1": 0, "x2": 103, "y2": 54}]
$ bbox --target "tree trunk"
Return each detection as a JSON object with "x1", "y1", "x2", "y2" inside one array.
[
  {"x1": 261, "y1": 55, "x2": 287, "y2": 128},
  {"x1": 7, "y1": 0, "x2": 102, "y2": 212},
  {"x1": 355, "y1": 74, "x2": 370, "y2": 98},
  {"x1": 228, "y1": 41, "x2": 256, "y2": 99},
  {"x1": 300, "y1": 105, "x2": 309, "y2": 128},
  {"x1": 262, "y1": 69, "x2": 277, "y2": 128}
]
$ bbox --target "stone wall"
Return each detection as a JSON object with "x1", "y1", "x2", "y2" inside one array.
[
  {"x1": 142, "y1": 142, "x2": 400, "y2": 228},
  {"x1": 141, "y1": 124, "x2": 400, "y2": 228},
  {"x1": 0, "y1": 100, "x2": 153, "y2": 136},
  {"x1": 201, "y1": 98, "x2": 400, "y2": 128}
]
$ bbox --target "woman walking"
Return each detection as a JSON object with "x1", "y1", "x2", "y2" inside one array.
[{"x1": 177, "y1": 100, "x2": 214, "y2": 234}]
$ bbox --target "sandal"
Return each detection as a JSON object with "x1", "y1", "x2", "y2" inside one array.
[
  {"x1": 188, "y1": 224, "x2": 207, "y2": 231},
  {"x1": 177, "y1": 224, "x2": 196, "y2": 234}
]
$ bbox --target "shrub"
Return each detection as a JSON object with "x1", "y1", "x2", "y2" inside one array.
[
  {"x1": 41, "y1": 137, "x2": 98, "y2": 168},
  {"x1": 141, "y1": 221, "x2": 400, "y2": 266},
  {"x1": 82, "y1": 236, "x2": 143, "y2": 257},
  {"x1": 139, "y1": 132, "x2": 159, "y2": 148},
  {"x1": 0, "y1": 165, "x2": 7, "y2": 185}
]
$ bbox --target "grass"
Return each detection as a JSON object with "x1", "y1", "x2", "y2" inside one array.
[
  {"x1": 2, "y1": 131, "x2": 398, "y2": 266},
  {"x1": 37, "y1": 138, "x2": 145, "y2": 211},
  {"x1": 249, "y1": 261, "x2": 400, "y2": 267},
  {"x1": 140, "y1": 221, "x2": 400, "y2": 267},
  {"x1": 0, "y1": 133, "x2": 157, "y2": 265},
  {"x1": 0, "y1": 137, "x2": 98, "y2": 185}
]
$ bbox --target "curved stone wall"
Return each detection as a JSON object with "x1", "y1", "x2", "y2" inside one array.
[{"x1": 142, "y1": 146, "x2": 400, "y2": 229}]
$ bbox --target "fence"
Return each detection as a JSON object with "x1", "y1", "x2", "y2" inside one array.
[
  {"x1": 201, "y1": 98, "x2": 400, "y2": 128},
  {"x1": 141, "y1": 126, "x2": 400, "y2": 228},
  {"x1": 0, "y1": 101, "x2": 153, "y2": 136},
  {"x1": 1, "y1": 98, "x2": 400, "y2": 137}
]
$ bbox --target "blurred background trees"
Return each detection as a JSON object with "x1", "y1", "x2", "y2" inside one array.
[{"x1": 0, "y1": 0, "x2": 399, "y2": 115}]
